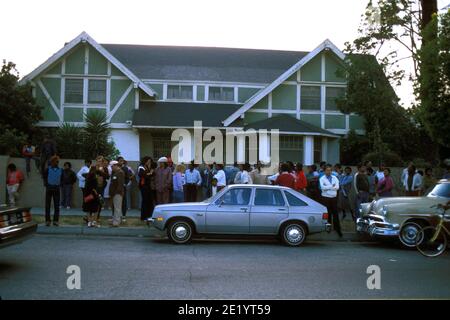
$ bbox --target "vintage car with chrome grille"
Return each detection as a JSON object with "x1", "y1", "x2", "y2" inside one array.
[
  {"x1": 356, "y1": 179, "x2": 450, "y2": 248},
  {"x1": 148, "y1": 184, "x2": 331, "y2": 246},
  {"x1": 0, "y1": 206, "x2": 38, "y2": 248}
]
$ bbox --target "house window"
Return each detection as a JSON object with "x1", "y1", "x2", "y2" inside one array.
[
  {"x1": 167, "y1": 85, "x2": 193, "y2": 100},
  {"x1": 280, "y1": 135, "x2": 303, "y2": 150},
  {"x1": 301, "y1": 86, "x2": 321, "y2": 110},
  {"x1": 88, "y1": 80, "x2": 106, "y2": 104},
  {"x1": 326, "y1": 87, "x2": 345, "y2": 111},
  {"x1": 65, "y1": 79, "x2": 83, "y2": 104},
  {"x1": 209, "y1": 86, "x2": 234, "y2": 102}
]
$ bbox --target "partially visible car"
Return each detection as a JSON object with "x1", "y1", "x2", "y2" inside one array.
[
  {"x1": 357, "y1": 179, "x2": 450, "y2": 248},
  {"x1": 148, "y1": 184, "x2": 331, "y2": 246},
  {"x1": 0, "y1": 206, "x2": 38, "y2": 248}
]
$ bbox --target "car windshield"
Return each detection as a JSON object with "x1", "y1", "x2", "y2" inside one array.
[{"x1": 427, "y1": 183, "x2": 450, "y2": 198}]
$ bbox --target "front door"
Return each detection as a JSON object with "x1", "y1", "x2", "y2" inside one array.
[
  {"x1": 250, "y1": 188, "x2": 288, "y2": 234},
  {"x1": 206, "y1": 187, "x2": 253, "y2": 234}
]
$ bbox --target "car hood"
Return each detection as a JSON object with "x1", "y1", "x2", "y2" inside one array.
[
  {"x1": 154, "y1": 202, "x2": 209, "y2": 212},
  {"x1": 373, "y1": 196, "x2": 445, "y2": 214}
]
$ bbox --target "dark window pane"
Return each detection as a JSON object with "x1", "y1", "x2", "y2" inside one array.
[
  {"x1": 285, "y1": 191, "x2": 308, "y2": 206},
  {"x1": 88, "y1": 80, "x2": 106, "y2": 104},
  {"x1": 301, "y1": 86, "x2": 321, "y2": 110},
  {"x1": 254, "y1": 189, "x2": 285, "y2": 206},
  {"x1": 65, "y1": 79, "x2": 83, "y2": 104},
  {"x1": 209, "y1": 86, "x2": 234, "y2": 101},
  {"x1": 220, "y1": 188, "x2": 251, "y2": 205}
]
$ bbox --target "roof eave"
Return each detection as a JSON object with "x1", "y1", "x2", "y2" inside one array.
[{"x1": 19, "y1": 31, "x2": 155, "y2": 97}]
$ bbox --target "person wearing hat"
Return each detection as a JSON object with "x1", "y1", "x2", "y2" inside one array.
[
  {"x1": 109, "y1": 160, "x2": 125, "y2": 227},
  {"x1": 155, "y1": 157, "x2": 172, "y2": 204}
]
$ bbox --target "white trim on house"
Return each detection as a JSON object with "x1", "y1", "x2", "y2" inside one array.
[
  {"x1": 37, "y1": 79, "x2": 61, "y2": 121},
  {"x1": 222, "y1": 39, "x2": 345, "y2": 127},
  {"x1": 20, "y1": 31, "x2": 156, "y2": 97},
  {"x1": 107, "y1": 83, "x2": 134, "y2": 121}
]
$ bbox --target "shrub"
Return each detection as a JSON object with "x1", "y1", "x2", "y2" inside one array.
[{"x1": 363, "y1": 151, "x2": 404, "y2": 167}]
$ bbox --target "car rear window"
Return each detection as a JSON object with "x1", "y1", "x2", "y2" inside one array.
[
  {"x1": 285, "y1": 192, "x2": 308, "y2": 207},
  {"x1": 254, "y1": 189, "x2": 285, "y2": 206}
]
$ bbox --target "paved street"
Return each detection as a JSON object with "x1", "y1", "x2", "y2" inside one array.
[{"x1": 0, "y1": 234, "x2": 449, "y2": 299}]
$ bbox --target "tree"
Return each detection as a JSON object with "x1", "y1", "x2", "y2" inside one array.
[
  {"x1": 0, "y1": 61, "x2": 42, "y2": 154},
  {"x1": 414, "y1": 9, "x2": 450, "y2": 149},
  {"x1": 81, "y1": 111, "x2": 119, "y2": 160},
  {"x1": 55, "y1": 123, "x2": 84, "y2": 159}
]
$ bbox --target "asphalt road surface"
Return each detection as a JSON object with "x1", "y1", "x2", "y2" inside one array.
[{"x1": 0, "y1": 234, "x2": 449, "y2": 299}]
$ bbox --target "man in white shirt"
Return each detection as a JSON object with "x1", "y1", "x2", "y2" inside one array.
[
  {"x1": 76, "y1": 160, "x2": 92, "y2": 192},
  {"x1": 319, "y1": 164, "x2": 342, "y2": 237},
  {"x1": 213, "y1": 164, "x2": 227, "y2": 191}
]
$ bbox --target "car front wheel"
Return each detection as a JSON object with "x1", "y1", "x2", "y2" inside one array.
[
  {"x1": 399, "y1": 221, "x2": 423, "y2": 248},
  {"x1": 167, "y1": 220, "x2": 193, "y2": 244},
  {"x1": 281, "y1": 223, "x2": 307, "y2": 246}
]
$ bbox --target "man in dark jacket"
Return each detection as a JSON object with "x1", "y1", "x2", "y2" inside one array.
[
  {"x1": 60, "y1": 162, "x2": 77, "y2": 209},
  {"x1": 40, "y1": 137, "x2": 57, "y2": 176},
  {"x1": 43, "y1": 156, "x2": 63, "y2": 226},
  {"x1": 355, "y1": 164, "x2": 370, "y2": 218}
]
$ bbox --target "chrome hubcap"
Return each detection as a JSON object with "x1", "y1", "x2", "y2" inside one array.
[
  {"x1": 402, "y1": 225, "x2": 420, "y2": 245},
  {"x1": 175, "y1": 225, "x2": 188, "y2": 239},
  {"x1": 286, "y1": 226, "x2": 303, "y2": 243}
]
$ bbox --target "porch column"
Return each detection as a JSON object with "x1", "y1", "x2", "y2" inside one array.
[
  {"x1": 236, "y1": 134, "x2": 246, "y2": 164},
  {"x1": 321, "y1": 137, "x2": 328, "y2": 163},
  {"x1": 303, "y1": 136, "x2": 314, "y2": 165},
  {"x1": 258, "y1": 130, "x2": 270, "y2": 164}
]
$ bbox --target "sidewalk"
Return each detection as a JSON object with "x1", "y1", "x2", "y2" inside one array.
[{"x1": 31, "y1": 207, "x2": 141, "y2": 217}]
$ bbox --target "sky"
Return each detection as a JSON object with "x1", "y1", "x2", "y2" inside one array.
[{"x1": 1, "y1": 0, "x2": 449, "y2": 107}]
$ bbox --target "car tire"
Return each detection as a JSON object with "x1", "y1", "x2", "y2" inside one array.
[
  {"x1": 399, "y1": 221, "x2": 424, "y2": 248},
  {"x1": 281, "y1": 223, "x2": 307, "y2": 246},
  {"x1": 167, "y1": 220, "x2": 193, "y2": 244}
]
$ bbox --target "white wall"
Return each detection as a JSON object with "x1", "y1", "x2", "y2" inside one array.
[{"x1": 110, "y1": 129, "x2": 140, "y2": 161}]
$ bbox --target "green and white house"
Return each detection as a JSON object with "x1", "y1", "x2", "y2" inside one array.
[{"x1": 21, "y1": 31, "x2": 365, "y2": 164}]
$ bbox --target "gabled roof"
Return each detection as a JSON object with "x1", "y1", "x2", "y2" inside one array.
[
  {"x1": 223, "y1": 39, "x2": 345, "y2": 127},
  {"x1": 133, "y1": 102, "x2": 243, "y2": 128},
  {"x1": 102, "y1": 44, "x2": 308, "y2": 83},
  {"x1": 102, "y1": 44, "x2": 307, "y2": 83},
  {"x1": 20, "y1": 31, "x2": 156, "y2": 97},
  {"x1": 244, "y1": 114, "x2": 339, "y2": 138}
]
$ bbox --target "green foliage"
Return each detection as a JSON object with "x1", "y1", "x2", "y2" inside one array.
[
  {"x1": 55, "y1": 123, "x2": 84, "y2": 159},
  {"x1": 0, "y1": 128, "x2": 28, "y2": 155},
  {"x1": 362, "y1": 151, "x2": 404, "y2": 167},
  {"x1": 0, "y1": 61, "x2": 42, "y2": 155},
  {"x1": 415, "y1": 10, "x2": 450, "y2": 148},
  {"x1": 340, "y1": 130, "x2": 371, "y2": 165},
  {"x1": 81, "y1": 111, "x2": 119, "y2": 160}
]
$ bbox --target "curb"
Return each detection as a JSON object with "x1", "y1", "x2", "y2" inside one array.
[{"x1": 36, "y1": 225, "x2": 362, "y2": 242}]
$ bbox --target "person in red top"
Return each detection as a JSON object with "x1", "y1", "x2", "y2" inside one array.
[
  {"x1": 295, "y1": 163, "x2": 307, "y2": 194},
  {"x1": 275, "y1": 163, "x2": 296, "y2": 189},
  {"x1": 6, "y1": 163, "x2": 25, "y2": 206}
]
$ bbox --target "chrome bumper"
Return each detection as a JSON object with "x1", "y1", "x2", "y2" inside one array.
[
  {"x1": 146, "y1": 218, "x2": 154, "y2": 227},
  {"x1": 325, "y1": 223, "x2": 332, "y2": 233},
  {"x1": 356, "y1": 217, "x2": 400, "y2": 237}
]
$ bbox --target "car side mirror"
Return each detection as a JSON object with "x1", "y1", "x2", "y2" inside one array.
[{"x1": 216, "y1": 199, "x2": 224, "y2": 207}]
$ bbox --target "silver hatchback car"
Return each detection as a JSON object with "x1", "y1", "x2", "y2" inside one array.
[{"x1": 148, "y1": 184, "x2": 331, "y2": 246}]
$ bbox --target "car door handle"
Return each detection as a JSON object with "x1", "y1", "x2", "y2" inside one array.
[
  {"x1": 196, "y1": 213, "x2": 204, "y2": 216},
  {"x1": 278, "y1": 208, "x2": 287, "y2": 211},
  {"x1": 240, "y1": 207, "x2": 248, "y2": 212}
]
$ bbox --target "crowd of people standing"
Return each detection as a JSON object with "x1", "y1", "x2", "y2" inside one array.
[{"x1": 4, "y1": 138, "x2": 450, "y2": 231}]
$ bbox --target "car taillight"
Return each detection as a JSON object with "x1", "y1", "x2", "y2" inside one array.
[
  {"x1": 22, "y1": 211, "x2": 32, "y2": 222},
  {"x1": 322, "y1": 213, "x2": 329, "y2": 220},
  {"x1": 0, "y1": 214, "x2": 9, "y2": 227}
]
